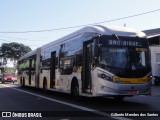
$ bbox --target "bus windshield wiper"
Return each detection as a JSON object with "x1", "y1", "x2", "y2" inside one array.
[{"x1": 112, "y1": 34, "x2": 119, "y2": 40}]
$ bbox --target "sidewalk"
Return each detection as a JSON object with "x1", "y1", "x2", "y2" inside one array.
[{"x1": 151, "y1": 85, "x2": 160, "y2": 96}]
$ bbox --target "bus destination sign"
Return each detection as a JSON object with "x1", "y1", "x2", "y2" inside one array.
[{"x1": 108, "y1": 39, "x2": 144, "y2": 47}]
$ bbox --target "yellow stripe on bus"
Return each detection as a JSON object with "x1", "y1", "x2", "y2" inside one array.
[{"x1": 113, "y1": 75, "x2": 148, "y2": 84}]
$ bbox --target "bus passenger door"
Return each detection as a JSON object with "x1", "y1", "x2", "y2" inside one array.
[
  {"x1": 29, "y1": 59, "x2": 32, "y2": 85},
  {"x1": 50, "y1": 51, "x2": 56, "y2": 88},
  {"x1": 82, "y1": 42, "x2": 92, "y2": 93}
]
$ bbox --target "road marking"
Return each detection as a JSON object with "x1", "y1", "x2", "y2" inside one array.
[{"x1": 1, "y1": 84, "x2": 132, "y2": 120}]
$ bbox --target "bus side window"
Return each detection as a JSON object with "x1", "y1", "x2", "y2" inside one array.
[{"x1": 60, "y1": 57, "x2": 74, "y2": 75}]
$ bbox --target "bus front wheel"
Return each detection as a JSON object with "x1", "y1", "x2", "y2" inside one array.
[{"x1": 71, "y1": 81, "x2": 80, "y2": 99}]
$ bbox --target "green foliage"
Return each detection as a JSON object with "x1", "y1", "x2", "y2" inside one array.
[{"x1": 0, "y1": 42, "x2": 32, "y2": 60}]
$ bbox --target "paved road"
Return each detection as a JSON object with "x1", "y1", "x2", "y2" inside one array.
[
  {"x1": 0, "y1": 82, "x2": 160, "y2": 120},
  {"x1": 0, "y1": 83, "x2": 117, "y2": 120}
]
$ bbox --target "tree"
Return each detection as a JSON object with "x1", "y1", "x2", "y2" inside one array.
[{"x1": 0, "y1": 42, "x2": 32, "y2": 62}]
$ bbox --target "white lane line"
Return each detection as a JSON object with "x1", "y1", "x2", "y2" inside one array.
[{"x1": 1, "y1": 84, "x2": 132, "y2": 120}]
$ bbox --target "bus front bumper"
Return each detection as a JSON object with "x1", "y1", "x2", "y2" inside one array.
[{"x1": 95, "y1": 79, "x2": 152, "y2": 97}]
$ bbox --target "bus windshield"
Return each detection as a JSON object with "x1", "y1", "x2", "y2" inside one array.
[
  {"x1": 98, "y1": 36, "x2": 151, "y2": 78},
  {"x1": 100, "y1": 47, "x2": 129, "y2": 69},
  {"x1": 100, "y1": 47, "x2": 148, "y2": 69}
]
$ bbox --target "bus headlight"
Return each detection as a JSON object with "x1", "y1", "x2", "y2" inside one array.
[{"x1": 97, "y1": 71, "x2": 112, "y2": 82}]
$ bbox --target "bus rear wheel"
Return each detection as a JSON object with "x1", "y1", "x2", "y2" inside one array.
[
  {"x1": 22, "y1": 78, "x2": 25, "y2": 87},
  {"x1": 43, "y1": 79, "x2": 47, "y2": 93}
]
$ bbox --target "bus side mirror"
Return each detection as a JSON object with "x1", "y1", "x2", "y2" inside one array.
[{"x1": 93, "y1": 39, "x2": 99, "y2": 61}]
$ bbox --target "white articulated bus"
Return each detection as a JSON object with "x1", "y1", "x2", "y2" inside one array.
[{"x1": 17, "y1": 25, "x2": 152, "y2": 100}]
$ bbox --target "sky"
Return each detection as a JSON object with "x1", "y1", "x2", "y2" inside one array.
[{"x1": 0, "y1": 0, "x2": 160, "y2": 67}]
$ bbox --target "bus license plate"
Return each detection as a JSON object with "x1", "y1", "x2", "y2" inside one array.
[{"x1": 127, "y1": 90, "x2": 138, "y2": 94}]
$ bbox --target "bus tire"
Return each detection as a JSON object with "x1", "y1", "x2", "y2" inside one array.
[
  {"x1": 20, "y1": 77, "x2": 23, "y2": 84},
  {"x1": 71, "y1": 79, "x2": 80, "y2": 100},
  {"x1": 22, "y1": 77, "x2": 25, "y2": 87},
  {"x1": 43, "y1": 78, "x2": 47, "y2": 93}
]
